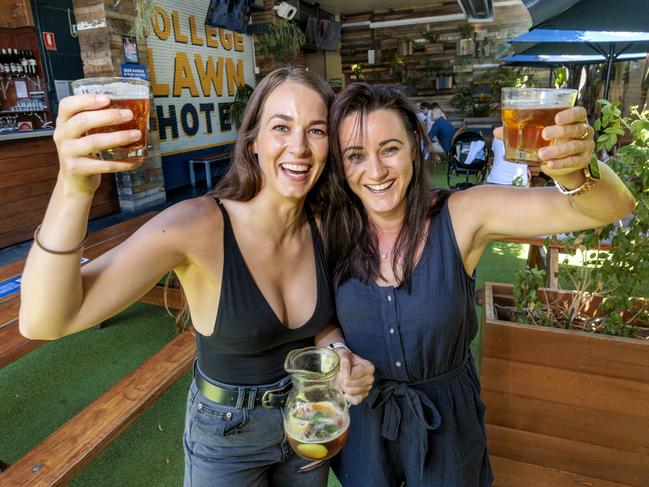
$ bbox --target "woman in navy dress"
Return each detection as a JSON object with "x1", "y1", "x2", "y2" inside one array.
[{"x1": 323, "y1": 84, "x2": 635, "y2": 486}]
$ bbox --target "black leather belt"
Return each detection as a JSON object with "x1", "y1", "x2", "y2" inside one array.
[{"x1": 194, "y1": 365, "x2": 291, "y2": 409}]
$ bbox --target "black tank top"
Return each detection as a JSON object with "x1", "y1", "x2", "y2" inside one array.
[{"x1": 195, "y1": 198, "x2": 335, "y2": 385}]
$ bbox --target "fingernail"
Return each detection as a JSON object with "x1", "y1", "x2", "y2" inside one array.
[
  {"x1": 96, "y1": 95, "x2": 109, "y2": 104},
  {"x1": 131, "y1": 130, "x2": 141, "y2": 139},
  {"x1": 538, "y1": 148, "x2": 549, "y2": 159},
  {"x1": 121, "y1": 110, "x2": 133, "y2": 120}
]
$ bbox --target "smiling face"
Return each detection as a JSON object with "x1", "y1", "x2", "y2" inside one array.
[
  {"x1": 339, "y1": 109, "x2": 416, "y2": 220},
  {"x1": 252, "y1": 81, "x2": 329, "y2": 202}
]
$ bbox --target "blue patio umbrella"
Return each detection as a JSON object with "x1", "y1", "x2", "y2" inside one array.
[
  {"x1": 522, "y1": 0, "x2": 649, "y2": 32},
  {"x1": 510, "y1": 29, "x2": 649, "y2": 98},
  {"x1": 502, "y1": 52, "x2": 648, "y2": 68}
]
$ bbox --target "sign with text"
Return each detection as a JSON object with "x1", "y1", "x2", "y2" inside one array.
[
  {"x1": 146, "y1": 1, "x2": 255, "y2": 172},
  {"x1": 120, "y1": 64, "x2": 148, "y2": 80}
]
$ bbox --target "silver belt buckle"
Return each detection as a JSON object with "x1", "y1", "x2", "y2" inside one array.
[{"x1": 261, "y1": 385, "x2": 288, "y2": 408}]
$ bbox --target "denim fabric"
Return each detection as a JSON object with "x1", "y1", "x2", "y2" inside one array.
[
  {"x1": 183, "y1": 379, "x2": 330, "y2": 486},
  {"x1": 332, "y1": 202, "x2": 493, "y2": 486}
]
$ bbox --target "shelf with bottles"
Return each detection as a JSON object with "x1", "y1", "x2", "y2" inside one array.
[{"x1": 0, "y1": 48, "x2": 38, "y2": 76}]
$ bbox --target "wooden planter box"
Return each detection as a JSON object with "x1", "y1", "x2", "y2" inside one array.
[{"x1": 480, "y1": 283, "x2": 649, "y2": 487}]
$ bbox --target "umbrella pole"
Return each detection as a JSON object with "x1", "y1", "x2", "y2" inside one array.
[{"x1": 604, "y1": 44, "x2": 615, "y2": 99}]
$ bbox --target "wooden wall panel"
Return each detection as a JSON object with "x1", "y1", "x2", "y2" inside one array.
[{"x1": 0, "y1": 137, "x2": 119, "y2": 248}]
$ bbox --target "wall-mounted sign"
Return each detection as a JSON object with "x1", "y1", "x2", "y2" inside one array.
[
  {"x1": 120, "y1": 64, "x2": 148, "y2": 80},
  {"x1": 146, "y1": 1, "x2": 256, "y2": 188},
  {"x1": 122, "y1": 36, "x2": 139, "y2": 64},
  {"x1": 43, "y1": 32, "x2": 57, "y2": 51}
]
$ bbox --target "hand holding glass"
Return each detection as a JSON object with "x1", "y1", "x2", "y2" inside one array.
[
  {"x1": 71, "y1": 77, "x2": 150, "y2": 162},
  {"x1": 501, "y1": 88, "x2": 578, "y2": 165}
]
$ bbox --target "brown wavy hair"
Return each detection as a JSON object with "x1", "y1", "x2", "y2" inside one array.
[
  {"x1": 209, "y1": 66, "x2": 334, "y2": 206},
  {"x1": 167, "y1": 67, "x2": 334, "y2": 330},
  {"x1": 324, "y1": 83, "x2": 451, "y2": 291}
]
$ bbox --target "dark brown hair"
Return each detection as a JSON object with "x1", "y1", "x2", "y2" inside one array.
[
  {"x1": 324, "y1": 83, "x2": 451, "y2": 291},
  {"x1": 168, "y1": 67, "x2": 334, "y2": 330},
  {"x1": 209, "y1": 66, "x2": 334, "y2": 206}
]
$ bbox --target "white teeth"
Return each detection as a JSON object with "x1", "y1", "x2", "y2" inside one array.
[
  {"x1": 366, "y1": 181, "x2": 393, "y2": 191},
  {"x1": 281, "y1": 163, "x2": 310, "y2": 172}
]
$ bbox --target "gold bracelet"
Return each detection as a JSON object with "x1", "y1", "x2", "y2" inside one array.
[{"x1": 33, "y1": 225, "x2": 88, "y2": 255}]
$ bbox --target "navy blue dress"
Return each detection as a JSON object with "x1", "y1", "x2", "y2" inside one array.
[{"x1": 332, "y1": 202, "x2": 493, "y2": 486}]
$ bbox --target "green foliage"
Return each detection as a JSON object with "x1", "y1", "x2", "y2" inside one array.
[
  {"x1": 131, "y1": 0, "x2": 154, "y2": 39},
  {"x1": 458, "y1": 23, "x2": 475, "y2": 39},
  {"x1": 228, "y1": 83, "x2": 254, "y2": 130},
  {"x1": 513, "y1": 100, "x2": 649, "y2": 337},
  {"x1": 554, "y1": 67, "x2": 568, "y2": 89},
  {"x1": 453, "y1": 67, "x2": 537, "y2": 117},
  {"x1": 257, "y1": 20, "x2": 305, "y2": 64},
  {"x1": 451, "y1": 86, "x2": 474, "y2": 112},
  {"x1": 512, "y1": 268, "x2": 555, "y2": 327}
]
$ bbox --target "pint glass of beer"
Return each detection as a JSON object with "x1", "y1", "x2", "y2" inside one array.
[
  {"x1": 501, "y1": 88, "x2": 577, "y2": 165},
  {"x1": 71, "y1": 77, "x2": 150, "y2": 162}
]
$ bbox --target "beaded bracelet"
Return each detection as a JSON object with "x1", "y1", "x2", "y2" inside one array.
[{"x1": 33, "y1": 224, "x2": 87, "y2": 255}]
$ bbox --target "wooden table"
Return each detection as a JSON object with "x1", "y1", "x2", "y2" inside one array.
[{"x1": 500, "y1": 236, "x2": 612, "y2": 289}]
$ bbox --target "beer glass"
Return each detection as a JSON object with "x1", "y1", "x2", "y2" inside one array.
[
  {"x1": 71, "y1": 77, "x2": 150, "y2": 161},
  {"x1": 501, "y1": 88, "x2": 577, "y2": 164}
]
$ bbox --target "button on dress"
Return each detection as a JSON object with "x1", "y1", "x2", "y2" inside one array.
[{"x1": 332, "y1": 202, "x2": 493, "y2": 486}]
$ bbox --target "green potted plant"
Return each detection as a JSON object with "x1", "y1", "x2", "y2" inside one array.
[
  {"x1": 480, "y1": 101, "x2": 649, "y2": 484},
  {"x1": 228, "y1": 82, "x2": 254, "y2": 129},
  {"x1": 256, "y1": 19, "x2": 305, "y2": 65}
]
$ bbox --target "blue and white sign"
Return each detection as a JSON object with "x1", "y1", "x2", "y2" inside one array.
[{"x1": 121, "y1": 64, "x2": 148, "y2": 80}]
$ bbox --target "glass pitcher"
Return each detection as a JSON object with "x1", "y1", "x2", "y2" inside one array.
[{"x1": 283, "y1": 346, "x2": 350, "y2": 461}]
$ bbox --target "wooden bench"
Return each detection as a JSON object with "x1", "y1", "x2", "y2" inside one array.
[
  {"x1": 0, "y1": 212, "x2": 192, "y2": 483},
  {"x1": 500, "y1": 235, "x2": 612, "y2": 289},
  {"x1": 0, "y1": 212, "x2": 182, "y2": 369},
  {"x1": 188, "y1": 152, "x2": 230, "y2": 188},
  {"x1": 0, "y1": 330, "x2": 195, "y2": 485}
]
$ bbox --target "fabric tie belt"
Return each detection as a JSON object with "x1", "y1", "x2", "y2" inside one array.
[{"x1": 366, "y1": 357, "x2": 469, "y2": 481}]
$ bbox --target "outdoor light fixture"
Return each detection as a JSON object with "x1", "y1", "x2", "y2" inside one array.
[{"x1": 456, "y1": 0, "x2": 494, "y2": 22}]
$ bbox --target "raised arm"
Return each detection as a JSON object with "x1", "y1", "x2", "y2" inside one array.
[
  {"x1": 449, "y1": 107, "x2": 636, "y2": 274},
  {"x1": 19, "y1": 94, "x2": 191, "y2": 339}
]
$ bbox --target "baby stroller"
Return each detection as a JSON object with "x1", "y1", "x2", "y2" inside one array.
[{"x1": 446, "y1": 130, "x2": 489, "y2": 190}]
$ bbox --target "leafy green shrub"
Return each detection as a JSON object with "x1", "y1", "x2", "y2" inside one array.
[{"x1": 512, "y1": 100, "x2": 649, "y2": 338}]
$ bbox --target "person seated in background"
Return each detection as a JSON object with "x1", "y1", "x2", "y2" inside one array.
[
  {"x1": 416, "y1": 102, "x2": 434, "y2": 133},
  {"x1": 428, "y1": 103, "x2": 456, "y2": 156},
  {"x1": 486, "y1": 138, "x2": 530, "y2": 187}
]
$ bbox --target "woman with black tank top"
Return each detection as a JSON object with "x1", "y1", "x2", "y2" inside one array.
[
  {"x1": 323, "y1": 84, "x2": 634, "y2": 486},
  {"x1": 19, "y1": 68, "x2": 375, "y2": 486}
]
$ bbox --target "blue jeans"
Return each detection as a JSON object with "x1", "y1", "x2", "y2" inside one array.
[{"x1": 183, "y1": 378, "x2": 330, "y2": 486}]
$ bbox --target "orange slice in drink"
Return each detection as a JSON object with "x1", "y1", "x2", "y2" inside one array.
[{"x1": 297, "y1": 443, "x2": 328, "y2": 459}]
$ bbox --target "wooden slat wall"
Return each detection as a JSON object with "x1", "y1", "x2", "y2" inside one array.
[
  {"x1": 481, "y1": 283, "x2": 649, "y2": 487},
  {"x1": 0, "y1": 137, "x2": 119, "y2": 248},
  {"x1": 339, "y1": 1, "x2": 536, "y2": 104}
]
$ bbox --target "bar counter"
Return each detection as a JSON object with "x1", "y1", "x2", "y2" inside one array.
[{"x1": 0, "y1": 131, "x2": 120, "y2": 249}]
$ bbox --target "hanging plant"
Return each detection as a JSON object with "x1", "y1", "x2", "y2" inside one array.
[
  {"x1": 256, "y1": 19, "x2": 305, "y2": 64},
  {"x1": 131, "y1": 0, "x2": 154, "y2": 39}
]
